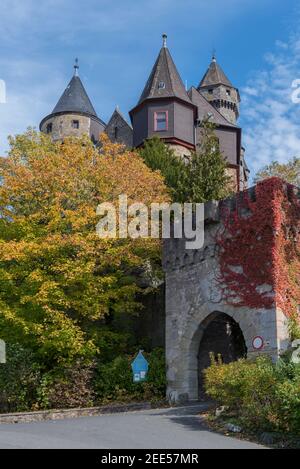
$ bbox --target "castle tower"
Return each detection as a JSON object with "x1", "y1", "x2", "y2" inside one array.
[
  {"x1": 129, "y1": 34, "x2": 197, "y2": 158},
  {"x1": 40, "y1": 59, "x2": 105, "y2": 143},
  {"x1": 197, "y1": 54, "x2": 240, "y2": 125}
]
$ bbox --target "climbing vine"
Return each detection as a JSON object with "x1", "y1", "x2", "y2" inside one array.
[{"x1": 216, "y1": 177, "x2": 300, "y2": 317}]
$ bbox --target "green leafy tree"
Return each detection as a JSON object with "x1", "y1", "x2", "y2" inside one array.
[
  {"x1": 185, "y1": 119, "x2": 232, "y2": 203},
  {"x1": 139, "y1": 120, "x2": 232, "y2": 203},
  {"x1": 255, "y1": 157, "x2": 300, "y2": 185},
  {"x1": 139, "y1": 136, "x2": 187, "y2": 202}
]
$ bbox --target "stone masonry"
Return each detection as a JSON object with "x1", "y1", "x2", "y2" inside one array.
[
  {"x1": 40, "y1": 113, "x2": 104, "y2": 143},
  {"x1": 162, "y1": 184, "x2": 292, "y2": 403}
]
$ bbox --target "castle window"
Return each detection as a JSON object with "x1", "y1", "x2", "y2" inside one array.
[
  {"x1": 158, "y1": 81, "x2": 165, "y2": 89},
  {"x1": 154, "y1": 111, "x2": 168, "y2": 131},
  {"x1": 114, "y1": 126, "x2": 118, "y2": 140},
  {"x1": 208, "y1": 89, "x2": 213, "y2": 94},
  {"x1": 72, "y1": 120, "x2": 80, "y2": 129},
  {"x1": 226, "y1": 89, "x2": 231, "y2": 96},
  {"x1": 46, "y1": 123, "x2": 52, "y2": 134}
]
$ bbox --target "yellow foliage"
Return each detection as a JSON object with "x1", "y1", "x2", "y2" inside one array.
[{"x1": 0, "y1": 130, "x2": 169, "y2": 365}]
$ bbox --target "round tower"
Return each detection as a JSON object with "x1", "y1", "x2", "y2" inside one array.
[
  {"x1": 40, "y1": 59, "x2": 105, "y2": 143},
  {"x1": 197, "y1": 54, "x2": 240, "y2": 125}
]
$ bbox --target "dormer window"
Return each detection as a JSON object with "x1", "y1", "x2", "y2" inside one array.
[
  {"x1": 154, "y1": 111, "x2": 168, "y2": 131},
  {"x1": 46, "y1": 123, "x2": 52, "y2": 134},
  {"x1": 158, "y1": 81, "x2": 165, "y2": 89},
  {"x1": 72, "y1": 120, "x2": 80, "y2": 129}
]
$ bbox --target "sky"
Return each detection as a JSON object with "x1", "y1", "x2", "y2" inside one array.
[{"x1": 0, "y1": 0, "x2": 300, "y2": 180}]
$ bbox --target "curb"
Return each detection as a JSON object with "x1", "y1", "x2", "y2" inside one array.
[{"x1": 0, "y1": 401, "x2": 168, "y2": 424}]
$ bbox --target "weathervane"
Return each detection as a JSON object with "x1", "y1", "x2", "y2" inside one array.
[
  {"x1": 212, "y1": 48, "x2": 217, "y2": 62},
  {"x1": 74, "y1": 58, "x2": 79, "y2": 76},
  {"x1": 162, "y1": 33, "x2": 167, "y2": 48}
]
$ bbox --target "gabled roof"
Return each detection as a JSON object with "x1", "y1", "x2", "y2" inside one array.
[
  {"x1": 198, "y1": 56, "x2": 234, "y2": 89},
  {"x1": 52, "y1": 74, "x2": 98, "y2": 117},
  {"x1": 137, "y1": 35, "x2": 193, "y2": 106},
  {"x1": 106, "y1": 107, "x2": 133, "y2": 130},
  {"x1": 188, "y1": 86, "x2": 237, "y2": 128}
]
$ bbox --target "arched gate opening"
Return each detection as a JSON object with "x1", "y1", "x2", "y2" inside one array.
[{"x1": 198, "y1": 312, "x2": 247, "y2": 397}]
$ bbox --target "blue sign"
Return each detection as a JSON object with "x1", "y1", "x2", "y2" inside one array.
[{"x1": 131, "y1": 350, "x2": 149, "y2": 383}]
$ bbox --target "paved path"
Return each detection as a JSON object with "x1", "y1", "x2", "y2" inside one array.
[{"x1": 0, "y1": 404, "x2": 264, "y2": 449}]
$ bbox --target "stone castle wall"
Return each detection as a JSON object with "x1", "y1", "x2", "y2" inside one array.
[
  {"x1": 162, "y1": 182, "x2": 293, "y2": 403},
  {"x1": 199, "y1": 85, "x2": 239, "y2": 124},
  {"x1": 40, "y1": 113, "x2": 105, "y2": 142}
]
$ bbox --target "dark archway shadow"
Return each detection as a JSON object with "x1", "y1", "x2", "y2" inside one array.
[{"x1": 197, "y1": 312, "x2": 247, "y2": 398}]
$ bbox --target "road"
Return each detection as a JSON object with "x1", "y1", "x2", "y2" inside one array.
[{"x1": 0, "y1": 403, "x2": 264, "y2": 449}]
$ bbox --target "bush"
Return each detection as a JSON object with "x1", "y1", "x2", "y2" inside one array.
[
  {"x1": 93, "y1": 348, "x2": 166, "y2": 404},
  {"x1": 37, "y1": 359, "x2": 95, "y2": 409},
  {"x1": 288, "y1": 316, "x2": 300, "y2": 341},
  {"x1": 0, "y1": 344, "x2": 41, "y2": 413},
  {"x1": 0, "y1": 343, "x2": 166, "y2": 412},
  {"x1": 204, "y1": 356, "x2": 300, "y2": 434}
]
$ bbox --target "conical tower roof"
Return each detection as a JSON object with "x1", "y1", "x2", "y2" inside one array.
[
  {"x1": 198, "y1": 55, "x2": 234, "y2": 89},
  {"x1": 52, "y1": 60, "x2": 98, "y2": 117},
  {"x1": 138, "y1": 34, "x2": 192, "y2": 106}
]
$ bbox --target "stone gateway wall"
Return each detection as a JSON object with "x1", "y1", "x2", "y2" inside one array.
[{"x1": 162, "y1": 179, "x2": 297, "y2": 403}]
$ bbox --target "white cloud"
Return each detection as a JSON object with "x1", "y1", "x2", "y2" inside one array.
[
  {"x1": 0, "y1": 0, "x2": 274, "y2": 156},
  {"x1": 0, "y1": 59, "x2": 64, "y2": 155},
  {"x1": 241, "y1": 33, "x2": 300, "y2": 180}
]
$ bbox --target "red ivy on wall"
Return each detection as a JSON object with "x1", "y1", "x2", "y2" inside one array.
[{"x1": 216, "y1": 177, "x2": 300, "y2": 317}]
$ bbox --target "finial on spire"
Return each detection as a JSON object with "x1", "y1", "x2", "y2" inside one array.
[
  {"x1": 212, "y1": 48, "x2": 216, "y2": 63},
  {"x1": 74, "y1": 58, "x2": 79, "y2": 76},
  {"x1": 162, "y1": 33, "x2": 167, "y2": 48}
]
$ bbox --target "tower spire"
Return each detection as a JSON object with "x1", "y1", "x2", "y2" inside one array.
[
  {"x1": 74, "y1": 58, "x2": 79, "y2": 76},
  {"x1": 212, "y1": 48, "x2": 216, "y2": 63},
  {"x1": 197, "y1": 54, "x2": 240, "y2": 124},
  {"x1": 162, "y1": 33, "x2": 167, "y2": 48}
]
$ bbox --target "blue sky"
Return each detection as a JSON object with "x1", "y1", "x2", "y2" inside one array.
[{"x1": 0, "y1": 0, "x2": 300, "y2": 179}]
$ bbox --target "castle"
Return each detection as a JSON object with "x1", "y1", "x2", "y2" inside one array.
[
  {"x1": 40, "y1": 35, "x2": 249, "y2": 191},
  {"x1": 39, "y1": 36, "x2": 297, "y2": 403}
]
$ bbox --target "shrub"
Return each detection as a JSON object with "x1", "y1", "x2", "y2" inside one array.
[
  {"x1": 204, "y1": 356, "x2": 300, "y2": 434},
  {"x1": 0, "y1": 343, "x2": 41, "y2": 413},
  {"x1": 93, "y1": 348, "x2": 166, "y2": 404},
  {"x1": 0, "y1": 343, "x2": 166, "y2": 412},
  {"x1": 37, "y1": 359, "x2": 95, "y2": 409},
  {"x1": 288, "y1": 316, "x2": 300, "y2": 341}
]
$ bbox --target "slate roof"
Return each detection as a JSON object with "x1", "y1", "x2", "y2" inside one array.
[
  {"x1": 138, "y1": 37, "x2": 192, "y2": 106},
  {"x1": 52, "y1": 75, "x2": 98, "y2": 117},
  {"x1": 198, "y1": 57, "x2": 234, "y2": 89},
  {"x1": 188, "y1": 86, "x2": 237, "y2": 128},
  {"x1": 106, "y1": 107, "x2": 133, "y2": 130}
]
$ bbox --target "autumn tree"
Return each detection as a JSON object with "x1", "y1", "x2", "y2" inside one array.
[
  {"x1": 255, "y1": 157, "x2": 300, "y2": 185},
  {"x1": 0, "y1": 130, "x2": 169, "y2": 368}
]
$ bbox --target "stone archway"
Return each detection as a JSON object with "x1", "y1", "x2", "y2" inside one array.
[{"x1": 197, "y1": 312, "x2": 247, "y2": 397}]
